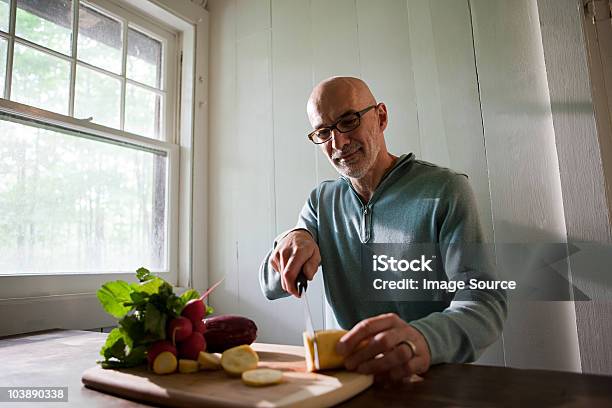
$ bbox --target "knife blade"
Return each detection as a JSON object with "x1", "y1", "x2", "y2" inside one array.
[{"x1": 296, "y1": 273, "x2": 319, "y2": 371}]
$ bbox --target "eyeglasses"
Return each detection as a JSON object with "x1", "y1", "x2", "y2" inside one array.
[{"x1": 307, "y1": 104, "x2": 378, "y2": 144}]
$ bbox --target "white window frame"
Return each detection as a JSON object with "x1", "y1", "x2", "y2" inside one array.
[{"x1": 0, "y1": 0, "x2": 209, "y2": 336}]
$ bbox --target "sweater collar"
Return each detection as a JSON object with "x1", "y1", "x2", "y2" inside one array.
[{"x1": 340, "y1": 152, "x2": 415, "y2": 204}]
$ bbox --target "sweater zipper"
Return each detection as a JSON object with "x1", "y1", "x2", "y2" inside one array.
[
  {"x1": 343, "y1": 153, "x2": 414, "y2": 244},
  {"x1": 361, "y1": 205, "x2": 371, "y2": 243}
]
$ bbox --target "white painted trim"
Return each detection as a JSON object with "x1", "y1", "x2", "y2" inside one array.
[
  {"x1": 125, "y1": 0, "x2": 208, "y2": 26},
  {"x1": 0, "y1": 285, "x2": 193, "y2": 337},
  {"x1": 0, "y1": 293, "x2": 116, "y2": 337},
  {"x1": 177, "y1": 26, "x2": 194, "y2": 289},
  {"x1": 190, "y1": 13, "x2": 209, "y2": 291},
  {"x1": 0, "y1": 98, "x2": 173, "y2": 154}
]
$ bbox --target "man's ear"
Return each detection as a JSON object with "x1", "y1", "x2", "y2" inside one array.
[{"x1": 377, "y1": 103, "x2": 388, "y2": 132}]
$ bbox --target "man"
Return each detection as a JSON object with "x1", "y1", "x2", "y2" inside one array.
[{"x1": 259, "y1": 77, "x2": 507, "y2": 382}]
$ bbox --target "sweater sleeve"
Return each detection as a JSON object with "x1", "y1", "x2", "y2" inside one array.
[
  {"x1": 259, "y1": 187, "x2": 320, "y2": 300},
  {"x1": 409, "y1": 174, "x2": 508, "y2": 364}
]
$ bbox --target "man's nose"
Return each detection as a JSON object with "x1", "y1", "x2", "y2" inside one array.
[{"x1": 331, "y1": 129, "x2": 350, "y2": 150}]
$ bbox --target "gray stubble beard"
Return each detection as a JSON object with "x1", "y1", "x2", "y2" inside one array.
[{"x1": 334, "y1": 142, "x2": 381, "y2": 179}]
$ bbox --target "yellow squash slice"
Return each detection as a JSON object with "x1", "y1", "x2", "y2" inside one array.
[
  {"x1": 221, "y1": 345, "x2": 259, "y2": 376},
  {"x1": 178, "y1": 359, "x2": 199, "y2": 374},
  {"x1": 198, "y1": 351, "x2": 222, "y2": 370},
  {"x1": 241, "y1": 368, "x2": 283, "y2": 386},
  {"x1": 152, "y1": 351, "x2": 178, "y2": 375}
]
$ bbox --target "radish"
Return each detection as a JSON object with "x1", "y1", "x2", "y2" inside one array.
[
  {"x1": 177, "y1": 331, "x2": 206, "y2": 360},
  {"x1": 193, "y1": 319, "x2": 206, "y2": 334},
  {"x1": 153, "y1": 351, "x2": 177, "y2": 375},
  {"x1": 147, "y1": 340, "x2": 177, "y2": 367},
  {"x1": 182, "y1": 299, "x2": 206, "y2": 324},
  {"x1": 167, "y1": 316, "x2": 193, "y2": 345}
]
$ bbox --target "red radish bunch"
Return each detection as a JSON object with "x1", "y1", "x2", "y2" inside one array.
[
  {"x1": 147, "y1": 279, "x2": 223, "y2": 373},
  {"x1": 165, "y1": 299, "x2": 208, "y2": 359},
  {"x1": 168, "y1": 316, "x2": 193, "y2": 343}
]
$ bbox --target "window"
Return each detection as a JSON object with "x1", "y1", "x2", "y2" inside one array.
[
  {"x1": 0, "y1": 0, "x2": 179, "y2": 278},
  {"x1": 0, "y1": 114, "x2": 168, "y2": 274}
]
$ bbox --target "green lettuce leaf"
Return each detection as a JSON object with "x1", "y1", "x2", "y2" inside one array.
[
  {"x1": 144, "y1": 303, "x2": 166, "y2": 339},
  {"x1": 131, "y1": 277, "x2": 166, "y2": 296},
  {"x1": 179, "y1": 289, "x2": 199, "y2": 304},
  {"x1": 136, "y1": 267, "x2": 153, "y2": 282},
  {"x1": 100, "y1": 328, "x2": 126, "y2": 360},
  {"x1": 97, "y1": 281, "x2": 133, "y2": 319}
]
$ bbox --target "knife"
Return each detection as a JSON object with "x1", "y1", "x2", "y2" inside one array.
[{"x1": 296, "y1": 272, "x2": 320, "y2": 371}]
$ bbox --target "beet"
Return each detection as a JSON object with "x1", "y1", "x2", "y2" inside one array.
[{"x1": 203, "y1": 315, "x2": 257, "y2": 352}]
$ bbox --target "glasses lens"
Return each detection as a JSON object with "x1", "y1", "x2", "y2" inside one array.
[
  {"x1": 312, "y1": 128, "x2": 331, "y2": 143},
  {"x1": 336, "y1": 114, "x2": 359, "y2": 132}
]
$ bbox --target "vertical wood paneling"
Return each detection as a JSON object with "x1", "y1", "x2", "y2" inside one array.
[
  {"x1": 232, "y1": 26, "x2": 276, "y2": 317},
  {"x1": 271, "y1": 0, "x2": 317, "y2": 237},
  {"x1": 538, "y1": 0, "x2": 612, "y2": 375},
  {"x1": 407, "y1": 0, "x2": 494, "y2": 242},
  {"x1": 355, "y1": 0, "x2": 418, "y2": 157},
  {"x1": 406, "y1": 0, "x2": 442, "y2": 164},
  {"x1": 236, "y1": 0, "x2": 270, "y2": 40},
  {"x1": 270, "y1": 0, "x2": 326, "y2": 341},
  {"x1": 310, "y1": 0, "x2": 361, "y2": 183},
  {"x1": 470, "y1": 0, "x2": 581, "y2": 372},
  {"x1": 207, "y1": 0, "x2": 238, "y2": 314},
  {"x1": 406, "y1": 0, "x2": 501, "y2": 365}
]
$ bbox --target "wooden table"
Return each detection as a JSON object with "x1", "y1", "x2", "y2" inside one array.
[{"x1": 1, "y1": 330, "x2": 611, "y2": 407}]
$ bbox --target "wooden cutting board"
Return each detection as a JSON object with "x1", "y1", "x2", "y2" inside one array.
[{"x1": 82, "y1": 343, "x2": 373, "y2": 408}]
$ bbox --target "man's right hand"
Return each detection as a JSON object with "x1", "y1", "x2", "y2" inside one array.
[{"x1": 269, "y1": 229, "x2": 321, "y2": 297}]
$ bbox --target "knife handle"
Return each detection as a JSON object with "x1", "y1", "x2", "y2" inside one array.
[{"x1": 296, "y1": 272, "x2": 308, "y2": 296}]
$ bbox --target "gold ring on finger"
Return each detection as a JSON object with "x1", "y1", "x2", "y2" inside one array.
[{"x1": 398, "y1": 339, "x2": 417, "y2": 357}]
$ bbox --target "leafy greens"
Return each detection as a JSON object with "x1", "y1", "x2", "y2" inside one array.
[{"x1": 96, "y1": 267, "x2": 213, "y2": 368}]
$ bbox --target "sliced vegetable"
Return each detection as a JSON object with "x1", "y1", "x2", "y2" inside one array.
[
  {"x1": 153, "y1": 351, "x2": 177, "y2": 375},
  {"x1": 242, "y1": 369, "x2": 283, "y2": 387},
  {"x1": 303, "y1": 330, "x2": 348, "y2": 372},
  {"x1": 147, "y1": 340, "x2": 177, "y2": 367},
  {"x1": 221, "y1": 345, "x2": 259, "y2": 376},
  {"x1": 178, "y1": 359, "x2": 200, "y2": 374},
  {"x1": 198, "y1": 351, "x2": 221, "y2": 370}
]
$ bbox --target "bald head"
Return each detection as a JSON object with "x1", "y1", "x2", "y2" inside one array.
[
  {"x1": 307, "y1": 77, "x2": 377, "y2": 129},
  {"x1": 304, "y1": 76, "x2": 390, "y2": 182}
]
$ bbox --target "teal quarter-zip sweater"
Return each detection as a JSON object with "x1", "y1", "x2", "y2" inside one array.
[{"x1": 259, "y1": 153, "x2": 507, "y2": 364}]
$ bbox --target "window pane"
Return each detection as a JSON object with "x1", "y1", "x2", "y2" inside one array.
[
  {"x1": 12, "y1": 44, "x2": 70, "y2": 114},
  {"x1": 0, "y1": 0, "x2": 9, "y2": 32},
  {"x1": 0, "y1": 37, "x2": 6, "y2": 96},
  {"x1": 0, "y1": 116, "x2": 168, "y2": 274},
  {"x1": 78, "y1": 4, "x2": 122, "y2": 74},
  {"x1": 75, "y1": 64, "x2": 120, "y2": 128},
  {"x1": 125, "y1": 84, "x2": 162, "y2": 139},
  {"x1": 15, "y1": 0, "x2": 72, "y2": 55},
  {"x1": 127, "y1": 27, "x2": 162, "y2": 88}
]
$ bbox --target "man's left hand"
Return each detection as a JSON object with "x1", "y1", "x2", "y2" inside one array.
[{"x1": 336, "y1": 313, "x2": 431, "y2": 383}]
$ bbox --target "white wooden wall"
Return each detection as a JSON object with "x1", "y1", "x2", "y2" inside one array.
[{"x1": 206, "y1": 0, "x2": 582, "y2": 371}]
